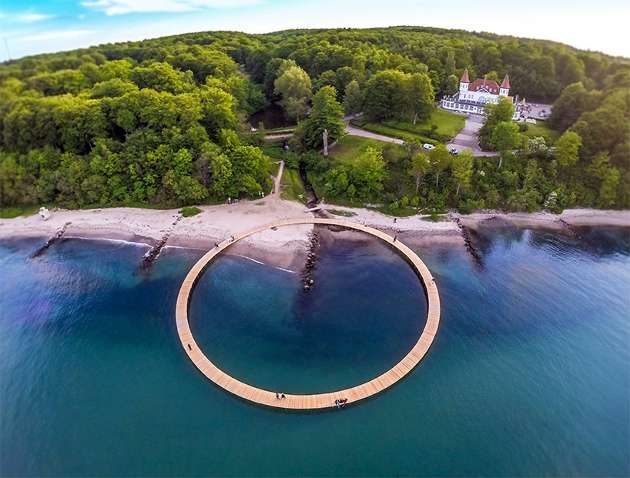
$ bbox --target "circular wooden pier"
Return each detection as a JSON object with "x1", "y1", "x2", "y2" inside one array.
[{"x1": 175, "y1": 218, "x2": 440, "y2": 410}]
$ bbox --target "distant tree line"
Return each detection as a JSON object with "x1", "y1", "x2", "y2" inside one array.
[{"x1": 0, "y1": 26, "x2": 628, "y2": 211}]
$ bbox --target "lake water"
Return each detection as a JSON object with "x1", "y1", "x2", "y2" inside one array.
[
  {"x1": 1, "y1": 226, "x2": 628, "y2": 476},
  {"x1": 249, "y1": 103, "x2": 295, "y2": 130}
]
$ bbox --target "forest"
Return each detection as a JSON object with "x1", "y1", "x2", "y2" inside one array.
[{"x1": 0, "y1": 26, "x2": 628, "y2": 214}]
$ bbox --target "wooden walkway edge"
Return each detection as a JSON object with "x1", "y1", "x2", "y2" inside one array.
[{"x1": 175, "y1": 218, "x2": 441, "y2": 410}]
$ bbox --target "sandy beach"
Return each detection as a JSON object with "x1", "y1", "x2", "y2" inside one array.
[{"x1": 1, "y1": 199, "x2": 629, "y2": 268}]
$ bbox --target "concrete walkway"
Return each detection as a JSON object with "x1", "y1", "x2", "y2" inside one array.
[
  {"x1": 264, "y1": 133, "x2": 293, "y2": 141},
  {"x1": 345, "y1": 124, "x2": 404, "y2": 144},
  {"x1": 262, "y1": 123, "x2": 404, "y2": 146},
  {"x1": 272, "y1": 160, "x2": 284, "y2": 199},
  {"x1": 262, "y1": 114, "x2": 495, "y2": 156}
]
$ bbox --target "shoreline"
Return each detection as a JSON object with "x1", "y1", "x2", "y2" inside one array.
[
  {"x1": 454, "y1": 209, "x2": 630, "y2": 231},
  {"x1": 1, "y1": 202, "x2": 629, "y2": 263}
]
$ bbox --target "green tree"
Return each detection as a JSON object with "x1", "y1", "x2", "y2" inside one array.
[
  {"x1": 363, "y1": 69, "x2": 406, "y2": 121},
  {"x1": 90, "y1": 79, "x2": 138, "y2": 98},
  {"x1": 479, "y1": 97, "x2": 515, "y2": 150},
  {"x1": 588, "y1": 152, "x2": 621, "y2": 208},
  {"x1": 444, "y1": 74, "x2": 459, "y2": 96},
  {"x1": 0, "y1": 154, "x2": 29, "y2": 206},
  {"x1": 228, "y1": 145, "x2": 272, "y2": 197},
  {"x1": 452, "y1": 150, "x2": 474, "y2": 196},
  {"x1": 343, "y1": 80, "x2": 363, "y2": 115},
  {"x1": 408, "y1": 152, "x2": 430, "y2": 194},
  {"x1": 405, "y1": 72, "x2": 434, "y2": 124},
  {"x1": 549, "y1": 82, "x2": 599, "y2": 131},
  {"x1": 429, "y1": 144, "x2": 451, "y2": 188},
  {"x1": 555, "y1": 130, "x2": 582, "y2": 167},
  {"x1": 197, "y1": 86, "x2": 238, "y2": 137},
  {"x1": 274, "y1": 65, "x2": 312, "y2": 121},
  {"x1": 349, "y1": 147, "x2": 386, "y2": 200},
  {"x1": 198, "y1": 142, "x2": 232, "y2": 198},
  {"x1": 301, "y1": 86, "x2": 345, "y2": 150},
  {"x1": 130, "y1": 62, "x2": 194, "y2": 94},
  {"x1": 491, "y1": 121, "x2": 520, "y2": 167},
  {"x1": 487, "y1": 97, "x2": 516, "y2": 124}
]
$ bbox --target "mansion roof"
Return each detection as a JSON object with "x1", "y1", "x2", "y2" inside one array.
[{"x1": 468, "y1": 78, "x2": 500, "y2": 94}]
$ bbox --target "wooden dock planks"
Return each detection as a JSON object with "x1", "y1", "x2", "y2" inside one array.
[{"x1": 175, "y1": 218, "x2": 441, "y2": 410}]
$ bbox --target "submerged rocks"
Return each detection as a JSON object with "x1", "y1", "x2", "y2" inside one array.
[
  {"x1": 31, "y1": 222, "x2": 71, "y2": 258},
  {"x1": 558, "y1": 218, "x2": 582, "y2": 240},
  {"x1": 140, "y1": 215, "x2": 182, "y2": 271},
  {"x1": 451, "y1": 215, "x2": 483, "y2": 266},
  {"x1": 301, "y1": 232, "x2": 320, "y2": 292}
]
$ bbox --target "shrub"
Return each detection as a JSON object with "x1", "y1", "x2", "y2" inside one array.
[{"x1": 180, "y1": 206, "x2": 202, "y2": 217}]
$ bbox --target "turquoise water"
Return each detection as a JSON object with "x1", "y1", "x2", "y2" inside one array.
[{"x1": 0, "y1": 227, "x2": 628, "y2": 476}]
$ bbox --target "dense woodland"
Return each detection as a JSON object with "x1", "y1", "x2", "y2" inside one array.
[{"x1": 0, "y1": 26, "x2": 628, "y2": 213}]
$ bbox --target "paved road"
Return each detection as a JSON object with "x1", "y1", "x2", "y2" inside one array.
[
  {"x1": 264, "y1": 133, "x2": 293, "y2": 141},
  {"x1": 447, "y1": 114, "x2": 497, "y2": 157},
  {"x1": 264, "y1": 113, "x2": 495, "y2": 156},
  {"x1": 345, "y1": 125, "x2": 404, "y2": 144},
  {"x1": 267, "y1": 122, "x2": 405, "y2": 145}
]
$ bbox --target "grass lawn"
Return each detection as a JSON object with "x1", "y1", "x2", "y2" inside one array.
[
  {"x1": 0, "y1": 205, "x2": 39, "y2": 218},
  {"x1": 383, "y1": 109, "x2": 465, "y2": 139},
  {"x1": 261, "y1": 143, "x2": 287, "y2": 161},
  {"x1": 329, "y1": 135, "x2": 405, "y2": 163},
  {"x1": 313, "y1": 135, "x2": 410, "y2": 210},
  {"x1": 280, "y1": 168, "x2": 307, "y2": 203},
  {"x1": 351, "y1": 109, "x2": 465, "y2": 144},
  {"x1": 521, "y1": 121, "x2": 561, "y2": 144},
  {"x1": 352, "y1": 122, "x2": 432, "y2": 144},
  {"x1": 261, "y1": 126, "x2": 296, "y2": 134}
]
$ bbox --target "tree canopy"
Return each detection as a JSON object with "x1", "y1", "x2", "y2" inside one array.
[{"x1": 0, "y1": 26, "x2": 628, "y2": 212}]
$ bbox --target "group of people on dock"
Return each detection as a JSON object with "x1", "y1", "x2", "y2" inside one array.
[{"x1": 273, "y1": 393, "x2": 349, "y2": 409}]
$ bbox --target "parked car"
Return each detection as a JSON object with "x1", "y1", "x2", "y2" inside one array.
[
  {"x1": 448, "y1": 147, "x2": 459, "y2": 155},
  {"x1": 423, "y1": 143, "x2": 435, "y2": 151}
]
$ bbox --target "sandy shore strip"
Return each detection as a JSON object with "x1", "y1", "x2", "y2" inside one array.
[
  {"x1": 1, "y1": 201, "x2": 628, "y2": 263},
  {"x1": 0, "y1": 199, "x2": 317, "y2": 269},
  {"x1": 319, "y1": 204, "x2": 464, "y2": 247},
  {"x1": 455, "y1": 209, "x2": 630, "y2": 231}
]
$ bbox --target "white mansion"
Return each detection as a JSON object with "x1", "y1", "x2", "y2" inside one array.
[{"x1": 440, "y1": 69, "x2": 523, "y2": 119}]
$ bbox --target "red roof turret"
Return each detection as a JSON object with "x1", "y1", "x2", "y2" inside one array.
[
  {"x1": 500, "y1": 74, "x2": 510, "y2": 89},
  {"x1": 460, "y1": 69, "x2": 470, "y2": 83}
]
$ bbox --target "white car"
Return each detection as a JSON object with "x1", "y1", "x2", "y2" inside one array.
[
  {"x1": 422, "y1": 143, "x2": 435, "y2": 151},
  {"x1": 448, "y1": 147, "x2": 459, "y2": 155}
]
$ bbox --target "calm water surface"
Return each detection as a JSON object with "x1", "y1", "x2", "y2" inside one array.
[{"x1": 0, "y1": 227, "x2": 628, "y2": 476}]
